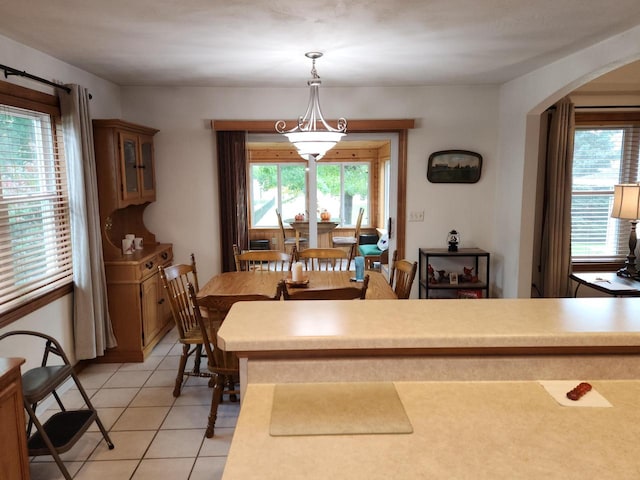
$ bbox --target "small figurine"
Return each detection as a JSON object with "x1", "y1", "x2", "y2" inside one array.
[
  {"x1": 447, "y1": 229, "x2": 459, "y2": 252},
  {"x1": 428, "y1": 264, "x2": 436, "y2": 284},
  {"x1": 462, "y1": 266, "x2": 474, "y2": 282},
  {"x1": 437, "y1": 269, "x2": 448, "y2": 283}
]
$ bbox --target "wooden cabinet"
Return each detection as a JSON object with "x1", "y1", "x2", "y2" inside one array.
[
  {"x1": 93, "y1": 119, "x2": 173, "y2": 362},
  {"x1": 103, "y1": 244, "x2": 173, "y2": 362},
  {"x1": 94, "y1": 119, "x2": 158, "y2": 211},
  {"x1": 418, "y1": 248, "x2": 490, "y2": 299},
  {"x1": 0, "y1": 358, "x2": 30, "y2": 480}
]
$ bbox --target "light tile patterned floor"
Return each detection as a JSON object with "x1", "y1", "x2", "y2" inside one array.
[{"x1": 28, "y1": 328, "x2": 238, "y2": 480}]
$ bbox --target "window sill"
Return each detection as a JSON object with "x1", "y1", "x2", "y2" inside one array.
[
  {"x1": 571, "y1": 261, "x2": 624, "y2": 273},
  {"x1": 0, "y1": 282, "x2": 73, "y2": 329}
]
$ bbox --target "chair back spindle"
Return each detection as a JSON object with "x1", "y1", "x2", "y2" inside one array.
[
  {"x1": 297, "y1": 247, "x2": 350, "y2": 271},
  {"x1": 233, "y1": 243, "x2": 292, "y2": 272}
]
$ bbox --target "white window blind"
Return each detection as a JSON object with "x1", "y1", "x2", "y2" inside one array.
[
  {"x1": 0, "y1": 104, "x2": 72, "y2": 314},
  {"x1": 571, "y1": 124, "x2": 640, "y2": 260}
]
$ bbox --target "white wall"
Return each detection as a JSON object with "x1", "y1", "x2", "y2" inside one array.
[
  {"x1": 0, "y1": 34, "x2": 122, "y2": 366},
  {"x1": 120, "y1": 85, "x2": 500, "y2": 288}
]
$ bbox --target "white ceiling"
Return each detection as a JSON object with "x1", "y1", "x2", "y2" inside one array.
[{"x1": 1, "y1": 0, "x2": 640, "y2": 88}]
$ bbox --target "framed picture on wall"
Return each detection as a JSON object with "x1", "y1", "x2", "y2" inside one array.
[{"x1": 427, "y1": 150, "x2": 483, "y2": 183}]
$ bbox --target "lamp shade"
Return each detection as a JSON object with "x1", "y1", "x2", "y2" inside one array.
[
  {"x1": 275, "y1": 52, "x2": 346, "y2": 161},
  {"x1": 284, "y1": 131, "x2": 346, "y2": 161},
  {"x1": 611, "y1": 183, "x2": 640, "y2": 220}
]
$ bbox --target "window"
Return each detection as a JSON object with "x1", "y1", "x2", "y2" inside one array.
[
  {"x1": 317, "y1": 163, "x2": 369, "y2": 226},
  {"x1": 250, "y1": 163, "x2": 307, "y2": 226},
  {"x1": 0, "y1": 102, "x2": 72, "y2": 316},
  {"x1": 249, "y1": 160, "x2": 371, "y2": 228},
  {"x1": 571, "y1": 113, "x2": 640, "y2": 262}
]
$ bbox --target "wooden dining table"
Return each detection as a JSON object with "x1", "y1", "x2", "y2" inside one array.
[
  {"x1": 287, "y1": 220, "x2": 339, "y2": 249},
  {"x1": 197, "y1": 270, "x2": 397, "y2": 300}
]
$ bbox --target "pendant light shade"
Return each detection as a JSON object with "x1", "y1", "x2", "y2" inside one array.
[{"x1": 275, "y1": 52, "x2": 347, "y2": 161}]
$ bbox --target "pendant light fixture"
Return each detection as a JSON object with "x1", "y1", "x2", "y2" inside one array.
[{"x1": 275, "y1": 52, "x2": 347, "y2": 161}]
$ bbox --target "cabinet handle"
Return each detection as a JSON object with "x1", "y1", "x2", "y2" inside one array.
[
  {"x1": 161, "y1": 252, "x2": 168, "y2": 260},
  {"x1": 158, "y1": 298, "x2": 165, "y2": 305},
  {"x1": 145, "y1": 261, "x2": 154, "y2": 269}
]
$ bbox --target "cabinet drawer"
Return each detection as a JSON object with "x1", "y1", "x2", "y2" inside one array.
[{"x1": 138, "y1": 247, "x2": 173, "y2": 277}]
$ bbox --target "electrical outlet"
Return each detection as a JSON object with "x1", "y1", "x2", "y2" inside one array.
[{"x1": 409, "y1": 210, "x2": 424, "y2": 222}]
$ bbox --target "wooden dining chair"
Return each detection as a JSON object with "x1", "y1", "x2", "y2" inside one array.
[
  {"x1": 187, "y1": 283, "x2": 278, "y2": 437},
  {"x1": 296, "y1": 247, "x2": 350, "y2": 271},
  {"x1": 389, "y1": 250, "x2": 418, "y2": 299},
  {"x1": 331, "y1": 207, "x2": 364, "y2": 268},
  {"x1": 276, "y1": 208, "x2": 307, "y2": 254},
  {"x1": 233, "y1": 244, "x2": 292, "y2": 271},
  {"x1": 158, "y1": 254, "x2": 213, "y2": 397},
  {"x1": 280, "y1": 275, "x2": 369, "y2": 300}
]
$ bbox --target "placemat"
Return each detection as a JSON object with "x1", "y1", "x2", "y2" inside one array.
[
  {"x1": 270, "y1": 382, "x2": 413, "y2": 436},
  {"x1": 539, "y1": 380, "x2": 613, "y2": 408}
]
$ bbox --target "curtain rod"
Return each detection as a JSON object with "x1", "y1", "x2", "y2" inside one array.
[
  {"x1": 575, "y1": 105, "x2": 640, "y2": 109},
  {"x1": 0, "y1": 63, "x2": 71, "y2": 94},
  {"x1": 546, "y1": 104, "x2": 640, "y2": 112}
]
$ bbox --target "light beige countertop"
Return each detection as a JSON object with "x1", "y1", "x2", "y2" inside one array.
[
  {"x1": 218, "y1": 297, "x2": 640, "y2": 353},
  {"x1": 223, "y1": 380, "x2": 640, "y2": 479}
]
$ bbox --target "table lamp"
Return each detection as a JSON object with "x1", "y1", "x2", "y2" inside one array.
[{"x1": 610, "y1": 183, "x2": 640, "y2": 279}]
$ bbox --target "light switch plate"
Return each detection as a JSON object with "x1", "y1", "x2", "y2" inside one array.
[{"x1": 408, "y1": 211, "x2": 424, "y2": 222}]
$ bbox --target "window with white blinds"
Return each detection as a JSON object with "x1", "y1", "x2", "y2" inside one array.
[
  {"x1": 571, "y1": 119, "x2": 640, "y2": 261},
  {"x1": 0, "y1": 104, "x2": 72, "y2": 315}
]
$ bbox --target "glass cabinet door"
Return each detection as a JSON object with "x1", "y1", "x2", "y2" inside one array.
[
  {"x1": 120, "y1": 133, "x2": 140, "y2": 200},
  {"x1": 140, "y1": 136, "x2": 155, "y2": 196}
]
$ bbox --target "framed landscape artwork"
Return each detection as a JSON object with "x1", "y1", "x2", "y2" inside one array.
[{"x1": 427, "y1": 150, "x2": 483, "y2": 183}]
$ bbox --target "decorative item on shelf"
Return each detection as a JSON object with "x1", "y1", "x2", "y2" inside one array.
[
  {"x1": 134, "y1": 237, "x2": 144, "y2": 250},
  {"x1": 461, "y1": 266, "x2": 478, "y2": 283},
  {"x1": 275, "y1": 52, "x2": 347, "y2": 162},
  {"x1": 449, "y1": 272, "x2": 458, "y2": 285},
  {"x1": 447, "y1": 230, "x2": 460, "y2": 252},
  {"x1": 427, "y1": 150, "x2": 483, "y2": 183},
  {"x1": 121, "y1": 237, "x2": 134, "y2": 255},
  {"x1": 320, "y1": 209, "x2": 331, "y2": 221},
  {"x1": 610, "y1": 183, "x2": 640, "y2": 279},
  {"x1": 428, "y1": 264, "x2": 436, "y2": 284},
  {"x1": 457, "y1": 289, "x2": 483, "y2": 299},
  {"x1": 436, "y1": 269, "x2": 448, "y2": 283},
  {"x1": 294, "y1": 212, "x2": 305, "y2": 221}
]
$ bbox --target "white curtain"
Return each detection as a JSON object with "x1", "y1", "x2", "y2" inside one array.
[
  {"x1": 59, "y1": 85, "x2": 117, "y2": 359},
  {"x1": 539, "y1": 97, "x2": 575, "y2": 297}
]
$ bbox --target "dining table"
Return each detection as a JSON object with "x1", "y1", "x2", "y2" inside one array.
[
  {"x1": 197, "y1": 270, "x2": 397, "y2": 300},
  {"x1": 286, "y1": 220, "x2": 339, "y2": 249}
]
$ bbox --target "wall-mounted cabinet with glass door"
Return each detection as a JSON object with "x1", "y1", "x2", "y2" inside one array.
[{"x1": 119, "y1": 130, "x2": 156, "y2": 206}]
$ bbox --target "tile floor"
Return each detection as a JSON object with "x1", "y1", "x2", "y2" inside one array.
[{"x1": 29, "y1": 328, "x2": 239, "y2": 480}]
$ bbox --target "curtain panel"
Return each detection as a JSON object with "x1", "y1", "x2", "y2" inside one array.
[
  {"x1": 217, "y1": 131, "x2": 248, "y2": 272},
  {"x1": 539, "y1": 97, "x2": 575, "y2": 297},
  {"x1": 59, "y1": 85, "x2": 117, "y2": 358}
]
